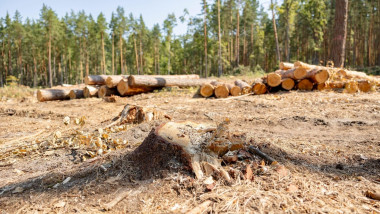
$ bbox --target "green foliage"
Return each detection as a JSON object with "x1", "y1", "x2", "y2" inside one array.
[{"x1": 0, "y1": 1, "x2": 378, "y2": 87}]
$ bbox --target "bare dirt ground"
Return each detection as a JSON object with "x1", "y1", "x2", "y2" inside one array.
[{"x1": 0, "y1": 87, "x2": 379, "y2": 213}]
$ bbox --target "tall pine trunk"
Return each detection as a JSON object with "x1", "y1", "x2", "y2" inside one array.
[
  {"x1": 119, "y1": 34, "x2": 124, "y2": 74},
  {"x1": 271, "y1": 0, "x2": 281, "y2": 64},
  {"x1": 217, "y1": 0, "x2": 222, "y2": 77},
  {"x1": 134, "y1": 34, "x2": 139, "y2": 74},
  {"x1": 112, "y1": 33, "x2": 115, "y2": 75},
  {"x1": 48, "y1": 33, "x2": 53, "y2": 87},
  {"x1": 203, "y1": 0, "x2": 208, "y2": 78},
  {"x1": 236, "y1": 2, "x2": 240, "y2": 67},
  {"x1": 331, "y1": 0, "x2": 349, "y2": 68},
  {"x1": 101, "y1": 32, "x2": 106, "y2": 74}
]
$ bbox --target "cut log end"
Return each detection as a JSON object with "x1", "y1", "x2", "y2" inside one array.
[
  {"x1": 357, "y1": 80, "x2": 371, "y2": 92},
  {"x1": 83, "y1": 86, "x2": 99, "y2": 98},
  {"x1": 314, "y1": 69, "x2": 330, "y2": 83},
  {"x1": 200, "y1": 83, "x2": 214, "y2": 97},
  {"x1": 297, "y1": 79, "x2": 313, "y2": 91},
  {"x1": 69, "y1": 89, "x2": 84, "y2": 100},
  {"x1": 98, "y1": 86, "x2": 118, "y2": 98},
  {"x1": 252, "y1": 83, "x2": 267, "y2": 95},
  {"x1": 267, "y1": 73, "x2": 282, "y2": 87},
  {"x1": 294, "y1": 67, "x2": 307, "y2": 80},
  {"x1": 279, "y1": 62, "x2": 294, "y2": 70},
  {"x1": 281, "y1": 78, "x2": 295, "y2": 90},
  {"x1": 234, "y1": 80, "x2": 252, "y2": 94},
  {"x1": 344, "y1": 81, "x2": 358, "y2": 94},
  {"x1": 230, "y1": 86, "x2": 241, "y2": 96},
  {"x1": 214, "y1": 85, "x2": 229, "y2": 98}
]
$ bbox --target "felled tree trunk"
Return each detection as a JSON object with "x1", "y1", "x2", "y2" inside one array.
[
  {"x1": 252, "y1": 79, "x2": 267, "y2": 95},
  {"x1": 130, "y1": 121, "x2": 241, "y2": 180},
  {"x1": 128, "y1": 75, "x2": 214, "y2": 88},
  {"x1": 69, "y1": 89, "x2": 84, "y2": 99},
  {"x1": 306, "y1": 68, "x2": 330, "y2": 84},
  {"x1": 98, "y1": 85, "x2": 118, "y2": 98},
  {"x1": 278, "y1": 68, "x2": 307, "y2": 80},
  {"x1": 279, "y1": 62, "x2": 294, "y2": 70},
  {"x1": 357, "y1": 80, "x2": 371, "y2": 92},
  {"x1": 83, "y1": 86, "x2": 100, "y2": 98},
  {"x1": 229, "y1": 85, "x2": 242, "y2": 96},
  {"x1": 234, "y1": 80, "x2": 251, "y2": 94},
  {"x1": 37, "y1": 89, "x2": 71, "y2": 102},
  {"x1": 85, "y1": 75, "x2": 120, "y2": 85},
  {"x1": 266, "y1": 72, "x2": 282, "y2": 87},
  {"x1": 213, "y1": 82, "x2": 230, "y2": 98},
  {"x1": 117, "y1": 79, "x2": 155, "y2": 96},
  {"x1": 200, "y1": 82, "x2": 215, "y2": 98},
  {"x1": 106, "y1": 76, "x2": 128, "y2": 88},
  {"x1": 294, "y1": 61, "x2": 314, "y2": 69},
  {"x1": 297, "y1": 79, "x2": 314, "y2": 91},
  {"x1": 281, "y1": 78, "x2": 295, "y2": 90}
]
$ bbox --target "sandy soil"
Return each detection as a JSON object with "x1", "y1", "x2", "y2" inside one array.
[{"x1": 0, "y1": 88, "x2": 379, "y2": 213}]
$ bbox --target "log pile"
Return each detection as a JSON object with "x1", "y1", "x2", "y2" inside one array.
[
  {"x1": 199, "y1": 61, "x2": 379, "y2": 99},
  {"x1": 37, "y1": 74, "x2": 214, "y2": 102}
]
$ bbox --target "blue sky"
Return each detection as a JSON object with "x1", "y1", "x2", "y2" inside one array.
[{"x1": 0, "y1": 0, "x2": 271, "y2": 35}]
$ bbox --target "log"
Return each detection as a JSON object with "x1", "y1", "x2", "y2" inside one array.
[
  {"x1": 296, "y1": 79, "x2": 313, "y2": 91},
  {"x1": 85, "y1": 75, "x2": 120, "y2": 85},
  {"x1": 281, "y1": 78, "x2": 295, "y2": 90},
  {"x1": 252, "y1": 79, "x2": 267, "y2": 95},
  {"x1": 69, "y1": 89, "x2": 84, "y2": 99},
  {"x1": 266, "y1": 72, "x2": 282, "y2": 87},
  {"x1": 317, "y1": 81, "x2": 346, "y2": 91},
  {"x1": 357, "y1": 80, "x2": 371, "y2": 92},
  {"x1": 294, "y1": 61, "x2": 314, "y2": 69},
  {"x1": 128, "y1": 75, "x2": 214, "y2": 88},
  {"x1": 98, "y1": 86, "x2": 118, "y2": 98},
  {"x1": 344, "y1": 81, "x2": 358, "y2": 94},
  {"x1": 83, "y1": 86, "x2": 100, "y2": 98},
  {"x1": 117, "y1": 79, "x2": 155, "y2": 96},
  {"x1": 234, "y1": 80, "x2": 251, "y2": 94},
  {"x1": 106, "y1": 76, "x2": 127, "y2": 88},
  {"x1": 213, "y1": 82, "x2": 230, "y2": 98},
  {"x1": 279, "y1": 62, "x2": 294, "y2": 70},
  {"x1": 229, "y1": 85, "x2": 241, "y2": 96},
  {"x1": 306, "y1": 68, "x2": 330, "y2": 84},
  {"x1": 278, "y1": 68, "x2": 308, "y2": 80},
  {"x1": 200, "y1": 81, "x2": 216, "y2": 97},
  {"x1": 37, "y1": 89, "x2": 71, "y2": 102},
  {"x1": 106, "y1": 75, "x2": 200, "y2": 88},
  {"x1": 130, "y1": 121, "x2": 234, "y2": 181}
]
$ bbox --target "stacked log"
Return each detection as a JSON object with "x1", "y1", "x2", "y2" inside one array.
[
  {"x1": 69, "y1": 89, "x2": 84, "y2": 99},
  {"x1": 234, "y1": 80, "x2": 251, "y2": 94},
  {"x1": 37, "y1": 89, "x2": 71, "y2": 102},
  {"x1": 83, "y1": 86, "x2": 100, "y2": 98}
]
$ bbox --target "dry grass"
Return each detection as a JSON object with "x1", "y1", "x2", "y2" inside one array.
[{"x1": 0, "y1": 85, "x2": 36, "y2": 99}]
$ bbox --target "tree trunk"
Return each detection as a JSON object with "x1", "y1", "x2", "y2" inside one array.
[
  {"x1": 48, "y1": 34, "x2": 53, "y2": 87},
  {"x1": 217, "y1": 0, "x2": 222, "y2": 77},
  {"x1": 69, "y1": 89, "x2": 84, "y2": 99},
  {"x1": 140, "y1": 37, "x2": 144, "y2": 75},
  {"x1": 296, "y1": 79, "x2": 314, "y2": 91},
  {"x1": 112, "y1": 33, "x2": 115, "y2": 75},
  {"x1": 234, "y1": 80, "x2": 251, "y2": 94},
  {"x1": 83, "y1": 85, "x2": 100, "y2": 98},
  {"x1": 106, "y1": 75, "x2": 128, "y2": 88},
  {"x1": 200, "y1": 81, "x2": 217, "y2": 98},
  {"x1": 271, "y1": 0, "x2": 281, "y2": 63},
  {"x1": 117, "y1": 79, "x2": 155, "y2": 96},
  {"x1": 85, "y1": 75, "x2": 121, "y2": 85},
  {"x1": 252, "y1": 78, "x2": 267, "y2": 95},
  {"x1": 203, "y1": 0, "x2": 208, "y2": 78},
  {"x1": 331, "y1": 0, "x2": 349, "y2": 68},
  {"x1": 119, "y1": 34, "x2": 124, "y2": 74},
  {"x1": 101, "y1": 32, "x2": 106, "y2": 74},
  {"x1": 277, "y1": 68, "x2": 307, "y2": 80},
  {"x1": 37, "y1": 89, "x2": 71, "y2": 102},
  {"x1": 266, "y1": 72, "x2": 282, "y2": 87},
  {"x1": 305, "y1": 68, "x2": 330, "y2": 84},
  {"x1": 134, "y1": 35, "x2": 140, "y2": 74},
  {"x1": 281, "y1": 78, "x2": 295, "y2": 90},
  {"x1": 98, "y1": 85, "x2": 118, "y2": 98},
  {"x1": 236, "y1": 2, "x2": 240, "y2": 66},
  {"x1": 128, "y1": 75, "x2": 208, "y2": 88}
]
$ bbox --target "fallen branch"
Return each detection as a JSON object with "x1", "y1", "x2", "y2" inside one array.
[
  {"x1": 248, "y1": 146, "x2": 276, "y2": 164},
  {"x1": 366, "y1": 191, "x2": 380, "y2": 201},
  {"x1": 103, "y1": 188, "x2": 131, "y2": 211},
  {"x1": 186, "y1": 200, "x2": 212, "y2": 214}
]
